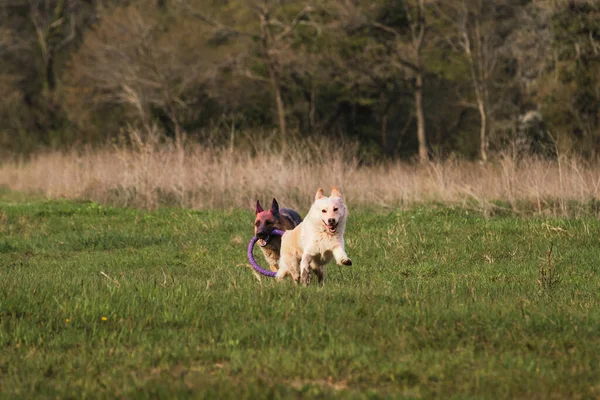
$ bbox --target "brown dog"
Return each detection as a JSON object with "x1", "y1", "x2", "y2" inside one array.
[{"x1": 254, "y1": 198, "x2": 302, "y2": 272}]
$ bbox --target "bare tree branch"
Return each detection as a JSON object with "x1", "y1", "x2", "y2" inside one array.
[
  {"x1": 175, "y1": 0, "x2": 254, "y2": 38},
  {"x1": 273, "y1": 5, "x2": 314, "y2": 42}
]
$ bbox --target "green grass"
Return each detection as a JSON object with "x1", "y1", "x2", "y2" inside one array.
[{"x1": 1, "y1": 190, "x2": 600, "y2": 399}]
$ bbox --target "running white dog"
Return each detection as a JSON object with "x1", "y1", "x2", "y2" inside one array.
[{"x1": 276, "y1": 187, "x2": 352, "y2": 286}]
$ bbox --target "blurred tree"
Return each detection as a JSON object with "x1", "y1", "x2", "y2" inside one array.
[
  {"x1": 64, "y1": 1, "x2": 222, "y2": 141},
  {"x1": 369, "y1": 0, "x2": 437, "y2": 162},
  {"x1": 179, "y1": 0, "x2": 321, "y2": 150},
  {"x1": 0, "y1": 0, "x2": 598, "y2": 159},
  {"x1": 0, "y1": 0, "x2": 96, "y2": 150},
  {"x1": 536, "y1": 1, "x2": 600, "y2": 155},
  {"x1": 437, "y1": 0, "x2": 499, "y2": 162}
]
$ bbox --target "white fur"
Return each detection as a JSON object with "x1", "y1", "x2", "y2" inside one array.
[{"x1": 276, "y1": 187, "x2": 352, "y2": 285}]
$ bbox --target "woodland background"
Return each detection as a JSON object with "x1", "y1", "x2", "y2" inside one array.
[{"x1": 0, "y1": 0, "x2": 599, "y2": 161}]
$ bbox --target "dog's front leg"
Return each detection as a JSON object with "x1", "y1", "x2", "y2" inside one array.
[
  {"x1": 275, "y1": 268, "x2": 287, "y2": 282},
  {"x1": 276, "y1": 255, "x2": 290, "y2": 282},
  {"x1": 300, "y1": 252, "x2": 312, "y2": 286},
  {"x1": 333, "y1": 246, "x2": 352, "y2": 266}
]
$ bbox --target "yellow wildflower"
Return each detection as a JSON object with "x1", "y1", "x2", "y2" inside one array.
[{"x1": 101, "y1": 316, "x2": 107, "y2": 321}]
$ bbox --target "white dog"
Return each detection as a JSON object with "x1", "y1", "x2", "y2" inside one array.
[{"x1": 276, "y1": 187, "x2": 352, "y2": 286}]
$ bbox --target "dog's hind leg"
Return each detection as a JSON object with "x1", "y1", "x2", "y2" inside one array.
[
  {"x1": 301, "y1": 269, "x2": 311, "y2": 286},
  {"x1": 300, "y1": 253, "x2": 312, "y2": 286},
  {"x1": 309, "y1": 260, "x2": 324, "y2": 286}
]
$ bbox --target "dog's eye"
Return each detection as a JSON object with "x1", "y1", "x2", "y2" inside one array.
[
  {"x1": 322, "y1": 209, "x2": 327, "y2": 213},
  {"x1": 333, "y1": 207, "x2": 338, "y2": 212},
  {"x1": 265, "y1": 220, "x2": 272, "y2": 225},
  {"x1": 255, "y1": 221, "x2": 260, "y2": 227}
]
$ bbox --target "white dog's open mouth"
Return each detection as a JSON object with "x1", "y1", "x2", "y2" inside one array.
[
  {"x1": 258, "y1": 235, "x2": 271, "y2": 247},
  {"x1": 323, "y1": 220, "x2": 338, "y2": 234}
]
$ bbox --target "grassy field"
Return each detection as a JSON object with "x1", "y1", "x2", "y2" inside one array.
[{"x1": 1, "y1": 189, "x2": 600, "y2": 399}]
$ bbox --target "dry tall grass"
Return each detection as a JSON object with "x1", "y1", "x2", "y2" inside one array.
[{"x1": 1, "y1": 129, "x2": 599, "y2": 215}]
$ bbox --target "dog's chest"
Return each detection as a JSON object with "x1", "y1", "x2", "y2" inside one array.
[
  {"x1": 307, "y1": 232, "x2": 338, "y2": 258},
  {"x1": 260, "y1": 237, "x2": 282, "y2": 265},
  {"x1": 260, "y1": 245, "x2": 278, "y2": 261}
]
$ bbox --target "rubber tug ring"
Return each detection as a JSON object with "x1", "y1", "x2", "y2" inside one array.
[{"x1": 247, "y1": 229, "x2": 285, "y2": 277}]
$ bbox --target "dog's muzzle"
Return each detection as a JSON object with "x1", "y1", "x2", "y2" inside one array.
[
  {"x1": 322, "y1": 219, "x2": 338, "y2": 234},
  {"x1": 256, "y1": 232, "x2": 271, "y2": 247}
]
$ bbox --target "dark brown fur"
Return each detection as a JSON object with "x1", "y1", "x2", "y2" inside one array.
[{"x1": 254, "y1": 199, "x2": 302, "y2": 272}]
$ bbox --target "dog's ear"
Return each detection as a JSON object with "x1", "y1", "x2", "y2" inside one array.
[
  {"x1": 270, "y1": 198, "x2": 280, "y2": 215},
  {"x1": 315, "y1": 188, "x2": 325, "y2": 200},
  {"x1": 255, "y1": 200, "x2": 264, "y2": 214},
  {"x1": 330, "y1": 186, "x2": 343, "y2": 198}
]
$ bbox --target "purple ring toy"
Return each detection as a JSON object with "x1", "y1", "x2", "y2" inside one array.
[{"x1": 247, "y1": 229, "x2": 285, "y2": 277}]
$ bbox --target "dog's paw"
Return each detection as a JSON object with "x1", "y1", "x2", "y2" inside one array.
[
  {"x1": 275, "y1": 271, "x2": 286, "y2": 282},
  {"x1": 341, "y1": 258, "x2": 352, "y2": 266}
]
